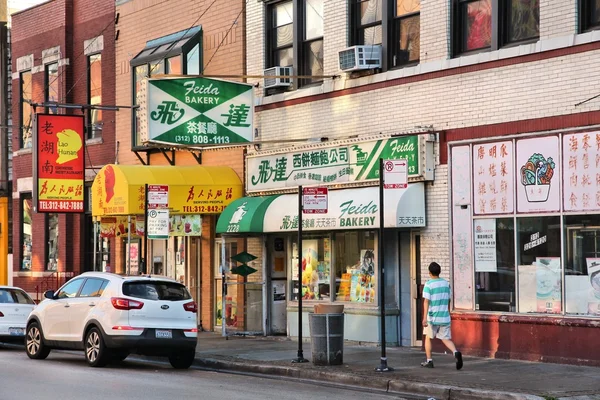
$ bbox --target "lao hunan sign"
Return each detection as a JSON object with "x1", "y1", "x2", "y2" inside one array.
[{"x1": 142, "y1": 77, "x2": 254, "y2": 146}]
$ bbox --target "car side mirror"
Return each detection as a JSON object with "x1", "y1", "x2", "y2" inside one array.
[{"x1": 44, "y1": 290, "x2": 55, "y2": 300}]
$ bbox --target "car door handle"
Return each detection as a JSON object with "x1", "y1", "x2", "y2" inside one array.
[
  {"x1": 64, "y1": 304, "x2": 70, "y2": 308},
  {"x1": 89, "y1": 303, "x2": 95, "y2": 307}
]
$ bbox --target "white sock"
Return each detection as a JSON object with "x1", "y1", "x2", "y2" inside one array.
[{"x1": 427, "y1": 359, "x2": 432, "y2": 362}]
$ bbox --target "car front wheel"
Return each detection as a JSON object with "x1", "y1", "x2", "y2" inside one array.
[
  {"x1": 85, "y1": 327, "x2": 110, "y2": 367},
  {"x1": 168, "y1": 349, "x2": 195, "y2": 369},
  {"x1": 25, "y1": 322, "x2": 51, "y2": 360}
]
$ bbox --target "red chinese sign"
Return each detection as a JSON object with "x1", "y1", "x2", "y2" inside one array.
[{"x1": 36, "y1": 114, "x2": 85, "y2": 212}]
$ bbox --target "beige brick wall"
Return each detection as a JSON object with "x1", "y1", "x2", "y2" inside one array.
[
  {"x1": 420, "y1": 0, "x2": 450, "y2": 62},
  {"x1": 540, "y1": 0, "x2": 577, "y2": 39},
  {"x1": 115, "y1": 0, "x2": 246, "y2": 165},
  {"x1": 323, "y1": 0, "x2": 348, "y2": 76},
  {"x1": 254, "y1": 47, "x2": 600, "y2": 145}
]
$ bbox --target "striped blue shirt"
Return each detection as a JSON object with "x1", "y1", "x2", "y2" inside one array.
[{"x1": 423, "y1": 278, "x2": 451, "y2": 326}]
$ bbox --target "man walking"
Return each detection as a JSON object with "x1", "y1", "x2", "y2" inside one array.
[{"x1": 421, "y1": 262, "x2": 463, "y2": 370}]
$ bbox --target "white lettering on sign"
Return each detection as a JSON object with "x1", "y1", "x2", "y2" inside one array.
[{"x1": 183, "y1": 81, "x2": 220, "y2": 96}]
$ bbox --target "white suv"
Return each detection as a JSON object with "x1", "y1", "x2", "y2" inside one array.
[{"x1": 25, "y1": 272, "x2": 198, "y2": 369}]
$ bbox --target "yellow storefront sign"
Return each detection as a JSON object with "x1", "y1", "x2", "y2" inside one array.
[{"x1": 92, "y1": 164, "x2": 242, "y2": 216}]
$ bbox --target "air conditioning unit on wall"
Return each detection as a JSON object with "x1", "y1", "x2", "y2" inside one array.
[
  {"x1": 263, "y1": 66, "x2": 293, "y2": 89},
  {"x1": 338, "y1": 45, "x2": 382, "y2": 72}
]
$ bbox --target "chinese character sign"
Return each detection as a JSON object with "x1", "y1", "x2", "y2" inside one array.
[
  {"x1": 246, "y1": 136, "x2": 424, "y2": 192},
  {"x1": 36, "y1": 114, "x2": 85, "y2": 212},
  {"x1": 472, "y1": 141, "x2": 514, "y2": 214},
  {"x1": 145, "y1": 77, "x2": 254, "y2": 146},
  {"x1": 516, "y1": 136, "x2": 560, "y2": 213},
  {"x1": 563, "y1": 132, "x2": 600, "y2": 211}
]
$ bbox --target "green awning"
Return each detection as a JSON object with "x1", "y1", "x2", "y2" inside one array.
[{"x1": 216, "y1": 195, "x2": 280, "y2": 234}]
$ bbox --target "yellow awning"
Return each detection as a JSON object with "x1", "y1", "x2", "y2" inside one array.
[{"x1": 92, "y1": 164, "x2": 242, "y2": 216}]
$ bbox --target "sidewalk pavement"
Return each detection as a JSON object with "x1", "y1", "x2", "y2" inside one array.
[{"x1": 194, "y1": 332, "x2": 600, "y2": 400}]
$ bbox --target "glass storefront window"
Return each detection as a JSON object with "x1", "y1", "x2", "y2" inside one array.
[
  {"x1": 290, "y1": 235, "x2": 331, "y2": 301},
  {"x1": 564, "y1": 215, "x2": 600, "y2": 316},
  {"x1": 21, "y1": 196, "x2": 32, "y2": 270},
  {"x1": 214, "y1": 238, "x2": 239, "y2": 326},
  {"x1": 47, "y1": 213, "x2": 59, "y2": 271},
  {"x1": 475, "y1": 218, "x2": 515, "y2": 312},
  {"x1": 517, "y1": 216, "x2": 562, "y2": 314},
  {"x1": 334, "y1": 231, "x2": 376, "y2": 304}
]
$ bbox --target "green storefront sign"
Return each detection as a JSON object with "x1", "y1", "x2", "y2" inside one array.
[
  {"x1": 145, "y1": 77, "x2": 254, "y2": 146},
  {"x1": 247, "y1": 135, "x2": 421, "y2": 192}
]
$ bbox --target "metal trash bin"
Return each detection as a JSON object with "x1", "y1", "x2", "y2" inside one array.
[{"x1": 309, "y1": 312, "x2": 344, "y2": 365}]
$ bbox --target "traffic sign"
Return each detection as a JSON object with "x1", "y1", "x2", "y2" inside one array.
[
  {"x1": 383, "y1": 159, "x2": 408, "y2": 189},
  {"x1": 147, "y1": 185, "x2": 169, "y2": 239},
  {"x1": 147, "y1": 185, "x2": 169, "y2": 209},
  {"x1": 302, "y1": 187, "x2": 328, "y2": 214}
]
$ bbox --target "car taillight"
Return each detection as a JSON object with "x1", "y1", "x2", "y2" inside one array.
[
  {"x1": 184, "y1": 328, "x2": 198, "y2": 333},
  {"x1": 0, "y1": 311, "x2": 3, "y2": 317},
  {"x1": 183, "y1": 301, "x2": 197, "y2": 313},
  {"x1": 111, "y1": 297, "x2": 144, "y2": 310}
]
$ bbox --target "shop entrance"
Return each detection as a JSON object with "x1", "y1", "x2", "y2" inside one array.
[
  {"x1": 269, "y1": 236, "x2": 287, "y2": 335},
  {"x1": 412, "y1": 233, "x2": 423, "y2": 347}
]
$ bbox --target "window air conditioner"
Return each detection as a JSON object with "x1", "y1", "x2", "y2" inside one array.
[
  {"x1": 338, "y1": 45, "x2": 382, "y2": 72},
  {"x1": 263, "y1": 66, "x2": 293, "y2": 89}
]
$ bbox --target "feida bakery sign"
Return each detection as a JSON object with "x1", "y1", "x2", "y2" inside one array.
[
  {"x1": 263, "y1": 185, "x2": 426, "y2": 232},
  {"x1": 246, "y1": 134, "x2": 435, "y2": 192}
]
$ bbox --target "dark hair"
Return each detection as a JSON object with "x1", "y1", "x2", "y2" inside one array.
[{"x1": 428, "y1": 262, "x2": 441, "y2": 277}]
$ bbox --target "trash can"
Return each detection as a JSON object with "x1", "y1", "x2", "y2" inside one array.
[{"x1": 309, "y1": 310, "x2": 344, "y2": 366}]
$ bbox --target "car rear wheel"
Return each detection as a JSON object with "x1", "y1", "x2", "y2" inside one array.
[
  {"x1": 85, "y1": 327, "x2": 110, "y2": 367},
  {"x1": 168, "y1": 349, "x2": 195, "y2": 369},
  {"x1": 26, "y1": 322, "x2": 51, "y2": 360}
]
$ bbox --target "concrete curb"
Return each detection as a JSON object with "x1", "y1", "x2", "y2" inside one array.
[{"x1": 193, "y1": 357, "x2": 546, "y2": 400}]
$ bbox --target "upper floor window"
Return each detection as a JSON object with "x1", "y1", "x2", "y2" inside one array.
[
  {"x1": 88, "y1": 54, "x2": 102, "y2": 139},
  {"x1": 130, "y1": 26, "x2": 202, "y2": 148},
  {"x1": 580, "y1": 0, "x2": 600, "y2": 32},
  {"x1": 20, "y1": 71, "x2": 32, "y2": 149},
  {"x1": 453, "y1": 0, "x2": 539, "y2": 56},
  {"x1": 266, "y1": 0, "x2": 324, "y2": 89},
  {"x1": 354, "y1": 0, "x2": 383, "y2": 45},
  {"x1": 45, "y1": 63, "x2": 59, "y2": 114},
  {"x1": 350, "y1": 0, "x2": 421, "y2": 69},
  {"x1": 269, "y1": 1, "x2": 294, "y2": 68},
  {"x1": 391, "y1": 0, "x2": 420, "y2": 67}
]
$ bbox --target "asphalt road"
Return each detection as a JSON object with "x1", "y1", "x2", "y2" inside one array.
[{"x1": 0, "y1": 344, "x2": 418, "y2": 400}]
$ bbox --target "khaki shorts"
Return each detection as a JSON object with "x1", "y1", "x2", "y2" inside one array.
[{"x1": 424, "y1": 324, "x2": 452, "y2": 340}]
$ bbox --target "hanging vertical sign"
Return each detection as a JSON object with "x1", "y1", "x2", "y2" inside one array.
[
  {"x1": 147, "y1": 185, "x2": 169, "y2": 239},
  {"x1": 35, "y1": 114, "x2": 85, "y2": 213}
]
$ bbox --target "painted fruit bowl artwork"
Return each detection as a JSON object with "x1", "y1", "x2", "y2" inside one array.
[{"x1": 521, "y1": 153, "x2": 555, "y2": 203}]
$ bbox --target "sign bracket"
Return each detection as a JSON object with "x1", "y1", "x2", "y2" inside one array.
[
  {"x1": 159, "y1": 148, "x2": 175, "y2": 165},
  {"x1": 133, "y1": 150, "x2": 148, "y2": 165},
  {"x1": 191, "y1": 152, "x2": 202, "y2": 165}
]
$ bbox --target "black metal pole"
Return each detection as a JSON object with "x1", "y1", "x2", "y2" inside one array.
[
  {"x1": 292, "y1": 185, "x2": 308, "y2": 363},
  {"x1": 142, "y1": 183, "x2": 149, "y2": 275},
  {"x1": 376, "y1": 158, "x2": 392, "y2": 372}
]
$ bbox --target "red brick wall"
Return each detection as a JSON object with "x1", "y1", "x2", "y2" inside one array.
[{"x1": 11, "y1": 0, "x2": 115, "y2": 294}]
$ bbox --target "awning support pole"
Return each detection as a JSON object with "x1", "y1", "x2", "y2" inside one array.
[
  {"x1": 127, "y1": 215, "x2": 131, "y2": 275},
  {"x1": 143, "y1": 184, "x2": 149, "y2": 274},
  {"x1": 221, "y1": 236, "x2": 226, "y2": 338},
  {"x1": 93, "y1": 220, "x2": 98, "y2": 272}
]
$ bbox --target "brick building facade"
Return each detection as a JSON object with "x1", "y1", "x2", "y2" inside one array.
[
  {"x1": 11, "y1": 0, "x2": 116, "y2": 299},
  {"x1": 243, "y1": 0, "x2": 600, "y2": 364},
  {"x1": 113, "y1": 0, "x2": 248, "y2": 332}
]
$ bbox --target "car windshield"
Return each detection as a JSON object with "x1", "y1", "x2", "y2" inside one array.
[
  {"x1": 123, "y1": 281, "x2": 191, "y2": 301},
  {"x1": 0, "y1": 288, "x2": 35, "y2": 305}
]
